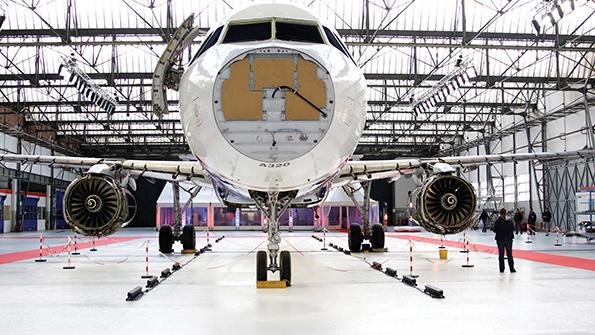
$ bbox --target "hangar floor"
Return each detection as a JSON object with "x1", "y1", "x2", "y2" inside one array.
[{"x1": 1, "y1": 228, "x2": 595, "y2": 335}]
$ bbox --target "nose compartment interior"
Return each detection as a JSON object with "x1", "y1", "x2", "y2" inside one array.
[
  {"x1": 213, "y1": 49, "x2": 335, "y2": 163},
  {"x1": 220, "y1": 54, "x2": 327, "y2": 121}
]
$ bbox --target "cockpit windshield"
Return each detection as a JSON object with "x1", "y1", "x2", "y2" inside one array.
[
  {"x1": 275, "y1": 22, "x2": 323, "y2": 43},
  {"x1": 222, "y1": 22, "x2": 272, "y2": 43}
]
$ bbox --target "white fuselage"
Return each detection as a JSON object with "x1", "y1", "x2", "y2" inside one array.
[{"x1": 178, "y1": 4, "x2": 367, "y2": 198}]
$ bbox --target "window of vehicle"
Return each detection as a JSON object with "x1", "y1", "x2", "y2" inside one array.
[
  {"x1": 222, "y1": 22, "x2": 272, "y2": 43},
  {"x1": 275, "y1": 22, "x2": 324, "y2": 43},
  {"x1": 322, "y1": 26, "x2": 356, "y2": 65},
  {"x1": 192, "y1": 26, "x2": 223, "y2": 62}
]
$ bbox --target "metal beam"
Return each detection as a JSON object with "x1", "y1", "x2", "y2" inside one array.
[
  {"x1": 1, "y1": 73, "x2": 591, "y2": 85},
  {"x1": 2, "y1": 98, "x2": 538, "y2": 110},
  {"x1": 441, "y1": 97, "x2": 594, "y2": 155},
  {"x1": 2, "y1": 28, "x2": 592, "y2": 44}
]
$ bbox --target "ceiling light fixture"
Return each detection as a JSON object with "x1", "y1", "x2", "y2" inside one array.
[
  {"x1": 59, "y1": 56, "x2": 119, "y2": 115},
  {"x1": 410, "y1": 58, "x2": 476, "y2": 115},
  {"x1": 531, "y1": 0, "x2": 591, "y2": 35}
]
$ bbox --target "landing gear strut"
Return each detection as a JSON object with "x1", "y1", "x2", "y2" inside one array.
[
  {"x1": 343, "y1": 182, "x2": 385, "y2": 252},
  {"x1": 158, "y1": 181, "x2": 200, "y2": 253},
  {"x1": 250, "y1": 190, "x2": 297, "y2": 284}
]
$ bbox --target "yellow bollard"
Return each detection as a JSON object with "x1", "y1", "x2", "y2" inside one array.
[{"x1": 439, "y1": 249, "x2": 448, "y2": 260}]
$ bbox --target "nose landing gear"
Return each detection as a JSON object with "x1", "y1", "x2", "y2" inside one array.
[{"x1": 250, "y1": 190, "x2": 296, "y2": 286}]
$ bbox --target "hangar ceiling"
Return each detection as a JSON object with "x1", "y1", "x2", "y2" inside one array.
[{"x1": 0, "y1": 0, "x2": 593, "y2": 160}]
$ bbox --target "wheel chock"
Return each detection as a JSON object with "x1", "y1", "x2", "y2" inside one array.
[
  {"x1": 126, "y1": 286, "x2": 144, "y2": 301},
  {"x1": 371, "y1": 261, "x2": 382, "y2": 271},
  {"x1": 181, "y1": 249, "x2": 196, "y2": 254},
  {"x1": 385, "y1": 267, "x2": 397, "y2": 277},
  {"x1": 146, "y1": 276, "x2": 159, "y2": 288},
  {"x1": 372, "y1": 247, "x2": 388, "y2": 252},
  {"x1": 256, "y1": 280, "x2": 290, "y2": 288},
  {"x1": 402, "y1": 274, "x2": 417, "y2": 287},
  {"x1": 424, "y1": 285, "x2": 445, "y2": 299},
  {"x1": 160, "y1": 268, "x2": 172, "y2": 278}
]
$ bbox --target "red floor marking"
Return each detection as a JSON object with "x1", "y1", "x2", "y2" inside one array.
[
  {"x1": 389, "y1": 235, "x2": 595, "y2": 272},
  {"x1": 0, "y1": 237, "x2": 139, "y2": 265},
  {"x1": 0, "y1": 236, "x2": 84, "y2": 240},
  {"x1": 119, "y1": 235, "x2": 319, "y2": 239}
]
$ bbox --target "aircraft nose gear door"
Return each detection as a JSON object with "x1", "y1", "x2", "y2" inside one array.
[{"x1": 249, "y1": 190, "x2": 297, "y2": 283}]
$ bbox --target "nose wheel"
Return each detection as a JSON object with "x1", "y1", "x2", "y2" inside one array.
[
  {"x1": 256, "y1": 251, "x2": 268, "y2": 281},
  {"x1": 279, "y1": 250, "x2": 291, "y2": 283},
  {"x1": 256, "y1": 250, "x2": 291, "y2": 284}
]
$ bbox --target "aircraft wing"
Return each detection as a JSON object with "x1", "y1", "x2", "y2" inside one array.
[
  {"x1": 337, "y1": 150, "x2": 595, "y2": 183},
  {"x1": 0, "y1": 154, "x2": 211, "y2": 186}
]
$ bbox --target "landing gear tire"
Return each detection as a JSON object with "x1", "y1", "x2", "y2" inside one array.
[
  {"x1": 256, "y1": 250, "x2": 268, "y2": 281},
  {"x1": 159, "y1": 225, "x2": 174, "y2": 253},
  {"x1": 181, "y1": 225, "x2": 196, "y2": 250},
  {"x1": 371, "y1": 224, "x2": 385, "y2": 249},
  {"x1": 279, "y1": 250, "x2": 291, "y2": 283},
  {"x1": 348, "y1": 224, "x2": 364, "y2": 252}
]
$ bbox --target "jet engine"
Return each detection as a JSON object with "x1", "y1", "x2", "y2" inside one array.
[
  {"x1": 63, "y1": 173, "x2": 137, "y2": 236},
  {"x1": 413, "y1": 174, "x2": 477, "y2": 235}
]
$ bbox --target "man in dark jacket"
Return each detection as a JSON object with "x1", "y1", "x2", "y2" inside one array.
[
  {"x1": 542, "y1": 208, "x2": 552, "y2": 235},
  {"x1": 493, "y1": 208, "x2": 516, "y2": 273},
  {"x1": 513, "y1": 208, "x2": 523, "y2": 235},
  {"x1": 480, "y1": 209, "x2": 489, "y2": 233},
  {"x1": 527, "y1": 208, "x2": 537, "y2": 235}
]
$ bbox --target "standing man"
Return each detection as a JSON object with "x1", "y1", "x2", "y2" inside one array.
[
  {"x1": 527, "y1": 208, "x2": 537, "y2": 235},
  {"x1": 513, "y1": 208, "x2": 523, "y2": 235},
  {"x1": 480, "y1": 209, "x2": 489, "y2": 233},
  {"x1": 542, "y1": 207, "x2": 552, "y2": 235},
  {"x1": 493, "y1": 208, "x2": 516, "y2": 273}
]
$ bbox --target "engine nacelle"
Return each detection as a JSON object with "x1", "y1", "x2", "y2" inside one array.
[
  {"x1": 63, "y1": 173, "x2": 136, "y2": 236},
  {"x1": 413, "y1": 174, "x2": 477, "y2": 235}
]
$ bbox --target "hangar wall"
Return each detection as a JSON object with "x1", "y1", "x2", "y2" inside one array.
[
  {"x1": 392, "y1": 175, "x2": 417, "y2": 225},
  {"x1": 462, "y1": 89, "x2": 595, "y2": 230},
  {"x1": 0, "y1": 132, "x2": 78, "y2": 181},
  {"x1": 0, "y1": 132, "x2": 76, "y2": 233}
]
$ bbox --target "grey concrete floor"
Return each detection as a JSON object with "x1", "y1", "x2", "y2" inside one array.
[{"x1": 1, "y1": 228, "x2": 595, "y2": 335}]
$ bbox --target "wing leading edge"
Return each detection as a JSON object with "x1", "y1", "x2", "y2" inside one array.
[
  {"x1": 339, "y1": 150, "x2": 595, "y2": 183},
  {"x1": 0, "y1": 154, "x2": 211, "y2": 186}
]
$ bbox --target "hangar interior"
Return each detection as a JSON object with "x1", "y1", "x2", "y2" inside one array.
[{"x1": 0, "y1": 0, "x2": 594, "y2": 334}]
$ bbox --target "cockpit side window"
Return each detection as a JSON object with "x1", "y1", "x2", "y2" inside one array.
[
  {"x1": 192, "y1": 26, "x2": 223, "y2": 63},
  {"x1": 222, "y1": 22, "x2": 272, "y2": 43},
  {"x1": 275, "y1": 22, "x2": 324, "y2": 43},
  {"x1": 322, "y1": 26, "x2": 356, "y2": 65}
]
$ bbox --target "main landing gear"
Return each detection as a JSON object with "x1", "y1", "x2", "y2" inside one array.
[
  {"x1": 251, "y1": 190, "x2": 296, "y2": 285},
  {"x1": 158, "y1": 181, "x2": 199, "y2": 253},
  {"x1": 158, "y1": 224, "x2": 196, "y2": 253},
  {"x1": 348, "y1": 222, "x2": 385, "y2": 252},
  {"x1": 344, "y1": 182, "x2": 385, "y2": 252}
]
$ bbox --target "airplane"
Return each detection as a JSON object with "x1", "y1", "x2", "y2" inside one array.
[{"x1": 2, "y1": 2, "x2": 593, "y2": 284}]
